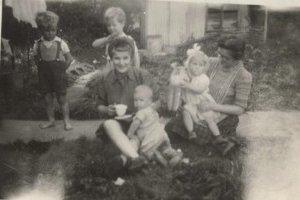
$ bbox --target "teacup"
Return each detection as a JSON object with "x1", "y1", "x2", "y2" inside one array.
[{"x1": 115, "y1": 104, "x2": 127, "y2": 116}]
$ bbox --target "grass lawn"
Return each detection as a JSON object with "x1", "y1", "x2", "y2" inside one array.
[{"x1": 0, "y1": 134, "x2": 246, "y2": 200}]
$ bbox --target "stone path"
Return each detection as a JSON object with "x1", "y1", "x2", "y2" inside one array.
[
  {"x1": 237, "y1": 111, "x2": 300, "y2": 200},
  {"x1": 0, "y1": 120, "x2": 99, "y2": 144}
]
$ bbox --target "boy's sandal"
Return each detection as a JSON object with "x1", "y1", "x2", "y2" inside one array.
[
  {"x1": 222, "y1": 141, "x2": 235, "y2": 156},
  {"x1": 213, "y1": 135, "x2": 228, "y2": 145},
  {"x1": 188, "y1": 131, "x2": 197, "y2": 140}
]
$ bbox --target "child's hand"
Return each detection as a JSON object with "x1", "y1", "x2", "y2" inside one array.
[
  {"x1": 121, "y1": 115, "x2": 133, "y2": 122},
  {"x1": 108, "y1": 32, "x2": 121, "y2": 42},
  {"x1": 107, "y1": 35, "x2": 114, "y2": 42},
  {"x1": 107, "y1": 34, "x2": 117, "y2": 42},
  {"x1": 197, "y1": 101, "x2": 214, "y2": 112},
  {"x1": 179, "y1": 80, "x2": 189, "y2": 89}
]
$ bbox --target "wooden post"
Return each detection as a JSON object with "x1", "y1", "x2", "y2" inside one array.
[
  {"x1": 140, "y1": 0, "x2": 147, "y2": 49},
  {"x1": 220, "y1": 5, "x2": 224, "y2": 34},
  {"x1": 204, "y1": 3, "x2": 208, "y2": 34},
  {"x1": 263, "y1": 8, "x2": 268, "y2": 42},
  {"x1": 167, "y1": 1, "x2": 171, "y2": 47}
]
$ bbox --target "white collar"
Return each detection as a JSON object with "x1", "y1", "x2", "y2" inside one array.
[
  {"x1": 40, "y1": 36, "x2": 61, "y2": 48},
  {"x1": 41, "y1": 36, "x2": 61, "y2": 42}
]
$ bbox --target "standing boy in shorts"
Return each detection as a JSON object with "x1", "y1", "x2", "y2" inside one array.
[{"x1": 33, "y1": 11, "x2": 73, "y2": 130}]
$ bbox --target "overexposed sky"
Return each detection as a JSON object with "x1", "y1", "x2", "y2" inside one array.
[{"x1": 152, "y1": 0, "x2": 300, "y2": 10}]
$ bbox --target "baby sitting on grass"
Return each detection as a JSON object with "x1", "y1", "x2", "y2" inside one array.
[{"x1": 127, "y1": 85, "x2": 183, "y2": 167}]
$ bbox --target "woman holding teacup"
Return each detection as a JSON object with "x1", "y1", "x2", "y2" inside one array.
[{"x1": 93, "y1": 38, "x2": 160, "y2": 178}]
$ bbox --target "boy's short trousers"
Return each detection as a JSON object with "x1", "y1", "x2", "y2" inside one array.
[{"x1": 38, "y1": 60, "x2": 67, "y2": 95}]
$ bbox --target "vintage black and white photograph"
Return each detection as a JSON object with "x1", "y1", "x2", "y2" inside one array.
[{"x1": 0, "y1": 0, "x2": 300, "y2": 199}]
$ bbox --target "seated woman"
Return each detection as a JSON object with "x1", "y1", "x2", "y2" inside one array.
[
  {"x1": 93, "y1": 37, "x2": 160, "y2": 178},
  {"x1": 165, "y1": 36, "x2": 252, "y2": 155}
]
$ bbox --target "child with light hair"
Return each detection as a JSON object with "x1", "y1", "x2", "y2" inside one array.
[
  {"x1": 33, "y1": 11, "x2": 73, "y2": 130},
  {"x1": 126, "y1": 85, "x2": 183, "y2": 167},
  {"x1": 92, "y1": 7, "x2": 140, "y2": 68}
]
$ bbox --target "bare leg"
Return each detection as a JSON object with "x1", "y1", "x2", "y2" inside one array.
[
  {"x1": 120, "y1": 155, "x2": 128, "y2": 166},
  {"x1": 205, "y1": 116, "x2": 235, "y2": 155},
  {"x1": 182, "y1": 107, "x2": 197, "y2": 139},
  {"x1": 40, "y1": 93, "x2": 55, "y2": 129},
  {"x1": 118, "y1": 137, "x2": 140, "y2": 166},
  {"x1": 205, "y1": 118, "x2": 220, "y2": 136},
  {"x1": 205, "y1": 116, "x2": 226, "y2": 143},
  {"x1": 58, "y1": 94, "x2": 72, "y2": 130},
  {"x1": 154, "y1": 150, "x2": 168, "y2": 167},
  {"x1": 103, "y1": 119, "x2": 139, "y2": 159}
]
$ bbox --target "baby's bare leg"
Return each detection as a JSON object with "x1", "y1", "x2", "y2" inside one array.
[
  {"x1": 204, "y1": 114, "x2": 235, "y2": 155},
  {"x1": 183, "y1": 105, "x2": 197, "y2": 139},
  {"x1": 154, "y1": 150, "x2": 168, "y2": 167},
  {"x1": 204, "y1": 115, "x2": 220, "y2": 136}
]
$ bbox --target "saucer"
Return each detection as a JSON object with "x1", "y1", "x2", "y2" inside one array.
[{"x1": 115, "y1": 114, "x2": 132, "y2": 120}]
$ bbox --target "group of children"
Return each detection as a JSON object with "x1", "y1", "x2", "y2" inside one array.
[{"x1": 34, "y1": 6, "x2": 232, "y2": 170}]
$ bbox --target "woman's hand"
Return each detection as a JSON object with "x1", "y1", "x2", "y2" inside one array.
[
  {"x1": 120, "y1": 114, "x2": 134, "y2": 122},
  {"x1": 106, "y1": 105, "x2": 116, "y2": 117}
]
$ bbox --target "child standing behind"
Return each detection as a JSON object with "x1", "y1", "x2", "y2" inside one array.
[
  {"x1": 92, "y1": 7, "x2": 140, "y2": 68},
  {"x1": 127, "y1": 85, "x2": 183, "y2": 167},
  {"x1": 180, "y1": 45, "x2": 234, "y2": 155},
  {"x1": 33, "y1": 11, "x2": 73, "y2": 130}
]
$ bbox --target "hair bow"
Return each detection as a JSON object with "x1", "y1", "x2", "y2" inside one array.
[{"x1": 186, "y1": 43, "x2": 202, "y2": 57}]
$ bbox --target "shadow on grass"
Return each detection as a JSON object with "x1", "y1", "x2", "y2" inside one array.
[{"x1": 0, "y1": 135, "x2": 247, "y2": 200}]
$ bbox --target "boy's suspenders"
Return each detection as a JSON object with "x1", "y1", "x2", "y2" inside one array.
[
  {"x1": 36, "y1": 39, "x2": 42, "y2": 61},
  {"x1": 55, "y1": 41, "x2": 62, "y2": 61},
  {"x1": 36, "y1": 40, "x2": 62, "y2": 61}
]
